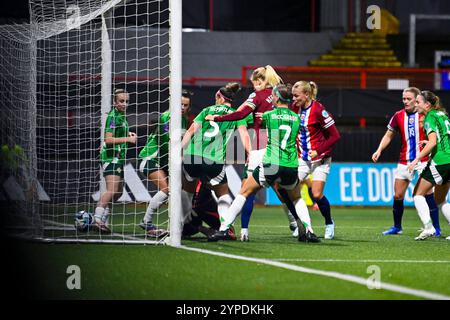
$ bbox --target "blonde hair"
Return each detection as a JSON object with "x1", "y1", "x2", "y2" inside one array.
[
  {"x1": 403, "y1": 87, "x2": 420, "y2": 98},
  {"x1": 293, "y1": 81, "x2": 318, "y2": 100},
  {"x1": 113, "y1": 88, "x2": 128, "y2": 102},
  {"x1": 251, "y1": 65, "x2": 283, "y2": 88}
]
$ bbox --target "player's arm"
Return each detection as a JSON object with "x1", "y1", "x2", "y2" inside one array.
[
  {"x1": 104, "y1": 132, "x2": 136, "y2": 145},
  {"x1": 311, "y1": 124, "x2": 341, "y2": 157},
  {"x1": 372, "y1": 129, "x2": 395, "y2": 162},
  {"x1": 408, "y1": 132, "x2": 436, "y2": 172},
  {"x1": 237, "y1": 125, "x2": 252, "y2": 156},
  {"x1": 182, "y1": 122, "x2": 200, "y2": 149},
  {"x1": 206, "y1": 102, "x2": 253, "y2": 122}
]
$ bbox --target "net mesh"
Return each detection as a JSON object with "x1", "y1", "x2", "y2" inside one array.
[{"x1": 1, "y1": 0, "x2": 173, "y2": 244}]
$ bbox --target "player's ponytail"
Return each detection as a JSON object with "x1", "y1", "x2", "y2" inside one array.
[
  {"x1": 263, "y1": 65, "x2": 283, "y2": 88},
  {"x1": 309, "y1": 81, "x2": 318, "y2": 100},
  {"x1": 293, "y1": 81, "x2": 318, "y2": 100},
  {"x1": 251, "y1": 65, "x2": 283, "y2": 88},
  {"x1": 421, "y1": 90, "x2": 447, "y2": 115},
  {"x1": 217, "y1": 82, "x2": 241, "y2": 102}
]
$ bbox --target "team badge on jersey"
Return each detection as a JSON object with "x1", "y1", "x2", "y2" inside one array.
[
  {"x1": 109, "y1": 120, "x2": 116, "y2": 129},
  {"x1": 322, "y1": 110, "x2": 329, "y2": 118}
]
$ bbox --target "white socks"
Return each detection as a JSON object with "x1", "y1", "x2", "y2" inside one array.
[
  {"x1": 413, "y1": 195, "x2": 432, "y2": 227},
  {"x1": 220, "y1": 194, "x2": 247, "y2": 231},
  {"x1": 440, "y1": 202, "x2": 450, "y2": 224},
  {"x1": 294, "y1": 198, "x2": 313, "y2": 232},
  {"x1": 94, "y1": 206, "x2": 105, "y2": 221},
  {"x1": 217, "y1": 194, "x2": 233, "y2": 217},
  {"x1": 143, "y1": 190, "x2": 168, "y2": 223}
]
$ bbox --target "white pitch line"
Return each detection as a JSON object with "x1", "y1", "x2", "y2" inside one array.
[
  {"x1": 249, "y1": 225, "x2": 437, "y2": 230},
  {"x1": 179, "y1": 245, "x2": 450, "y2": 300},
  {"x1": 273, "y1": 259, "x2": 450, "y2": 264}
]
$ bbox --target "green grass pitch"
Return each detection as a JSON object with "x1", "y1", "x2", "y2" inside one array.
[{"x1": 14, "y1": 207, "x2": 450, "y2": 300}]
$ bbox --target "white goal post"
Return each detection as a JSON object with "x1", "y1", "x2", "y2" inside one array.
[{"x1": 0, "y1": 0, "x2": 183, "y2": 246}]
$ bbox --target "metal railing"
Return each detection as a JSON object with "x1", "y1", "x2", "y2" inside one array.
[{"x1": 241, "y1": 66, "x2": 450, "y2": 90}]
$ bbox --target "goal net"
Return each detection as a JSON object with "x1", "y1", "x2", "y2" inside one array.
[{"x1": 0, "y1": 0, "x2": 182, "y2": 245}]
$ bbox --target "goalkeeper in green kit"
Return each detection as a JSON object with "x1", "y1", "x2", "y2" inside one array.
[
  {"x1": 138, "y1": 90, "x2": 192, "y2": 235},
  {"x1": 408, "y1": 91, "x2": 450, "y2": 241}
]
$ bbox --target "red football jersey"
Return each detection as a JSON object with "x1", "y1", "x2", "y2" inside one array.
[
  {"x1": 387, "y1": 109, "x2": 428, "y2": 165},
  {"x1": 245, "y1": 88, "x2": 274, "y2": 149},
  {"x1": 297, "y1": 100, "x2": 336, "y2": 161}
]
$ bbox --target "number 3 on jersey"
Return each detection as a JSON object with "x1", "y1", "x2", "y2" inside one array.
[
  {"x1": 279, "y1": 125, "x2": 291, "y2": 150},
  {"x1": 204, "y1": 121, "x2": 220, "y2": 138}
]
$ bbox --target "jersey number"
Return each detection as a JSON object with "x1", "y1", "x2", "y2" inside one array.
[
  {"x1": 204, "y1": 121, "x2": 220, "y2": 138},
  {"x1": 445, "y1": 120, "x2": 450, "y2": 135},
  {"x1": 279, "y1": 125, "x2": 291, "y2": 150}
]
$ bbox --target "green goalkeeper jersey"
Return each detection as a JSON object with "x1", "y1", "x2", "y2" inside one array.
[
  {"x1": 184, "y1": 104, "x2": 251, "y2": 164},
  {"x1": 424, "y1": 109, "x2": 450, "y2": 165},
  {"x1": 100, "y1": 108, "x2": 129, "y2": 165},
  {"x1": 139, "y1": 111, "x2": 188, "y2": 160},
  {"x1": 262, "y1": 107, "x2": 301, "y2": 168}
]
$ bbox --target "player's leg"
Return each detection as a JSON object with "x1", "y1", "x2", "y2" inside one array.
[
  {"x1": 240, "y1": 178, "x2": 255, "y2": 241},
  {"x1": 240, "y1": 149, "x2": 265, "y2": 241},
  {"x1": 415, "y1": 162, "x2": 441, "y2": 236},
  {"x1": 209, "y1": 169, "x2": 262, "y2": 241},
  {"x1": 140, "y1": 169, "x2": 169, "y2": 230},
  {"x1": 278, "y1": 185, "x2": 313, "y2": 235},
  {"x1": 304, "y1": 177, "x2": 318, "y2": 210},
  {"x1": 211, "y1": 182, "x2": 233, "y2": 219},
  {"x1": 435, "y1": 182, "x2": 450, "y2": 225},
  {"x1": 181, "y1": 171, "x2": 199, "y2": 223},
  {"x1": 383, "y1": 164, "x2": 411, "y2": 235},
  {"x1": 283, "y1": 173, "x2": 320, "y2": 243},
  {"x1": 310, "y1": 158, "x2": 334, "y2": 239},
  {"x1": 181, "y1": 157, "x2": 203, "y2": 222},
  {"x1": 413, "y1": 177, "x2": 436, "y2": 240},
  {"x1": 274, "y1": 185, "x2": 297, "y2": 233},
  {"x1": 94, "y1": 168, "x2": 123, "y2": 231},
  {"x1": 295, "y1": 159, "x2": 315, "y2": 236},
  {"x1": 425, "y1": 189, "x2": 441, "y2": 237}
]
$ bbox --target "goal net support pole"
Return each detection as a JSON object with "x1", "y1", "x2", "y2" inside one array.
[{"x1": 168, "y1": 0, "x2": 182, "y2": 247}]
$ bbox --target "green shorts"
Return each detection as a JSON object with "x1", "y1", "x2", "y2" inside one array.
[
  {"x1": 242, "y1": 164, "x2": 249, "y2": 179},
  {"x1": 253, "y1": 164, "x2": 298, "y2": 190},
  {"x1": 420, "y1": 162, "x2": 450, "y2": 185},
  {"x1": 139, "y1": 157, "x2": 168, "y2": 176},
  {"x1": 183, "y1": 155, "x2": 227, "y2": 186},
  {"x1": 102, "y1": 162, "x2": 124, "y2": 178}
]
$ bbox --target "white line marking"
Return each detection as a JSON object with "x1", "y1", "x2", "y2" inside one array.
[
  {"x1": 179, "y1": 246, "x2": 450, "y2": 300},
  {"x1": 273, "y1": 259, "x2": 450, "y2": 264},
  {"x1": 249, "y1": 225, "x2": 441, "y2": 230}
]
